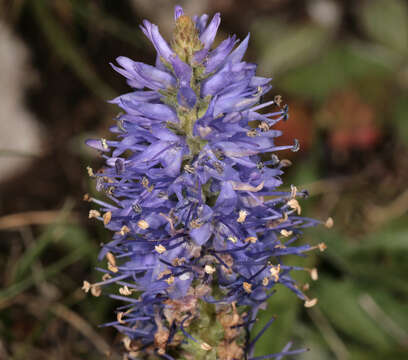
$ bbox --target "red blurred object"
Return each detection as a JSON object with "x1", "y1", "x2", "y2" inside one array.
[{"x1": 320, "y1": 91, "x2": 382, "y2": 152}]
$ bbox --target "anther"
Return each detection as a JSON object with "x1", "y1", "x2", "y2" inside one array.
[
  {"x1": 155, "y1": 245, "x2": 167, "y2": 254},
  {"x1": 269, "y1": 264, "x2": 281, "y2": 282},
  {"x1": 137, "y1": 220, "x2": 149, "y2": 230},
  {"x1": 89, "y1": 210, "x2": 101, "y2": 219},
  {"x1": 280, "y1": 229, "x2": 293, "y2": 237},
  {"x1": 101, "y1": 138, "x2": 109, "y2": 150},
  {"x1": 243, "y1": 282, "x2": 252, "y2": 293},
  {"x1": 287, "y1": 198, "x2": 301, "y2": 215},
  {"x1": 244, "y1": 236, "x2": 257, "y2": 243},
  {"x1": 103, "y1": 211, "x2": 112, "y2": 225},
  {"x1": 291, "y1": 138, "x2": 300, "y2": 152},
  {"x1": 304, "y1": 298, "x2": 318, "y2": 308},
  {"x1": 204, "y1": 265, "x2": 216, "y2": 274},
  {"x1": 86, "y1": 166, "x2": 95, "y2": 177},
  {"x1": 117, "y1": 312, "x2": 126, "y2": 324},
  {"x1": 237, "y1": 210, "x2": 248, "y2": 223},
  {"x1": 184, "y1": 164, "x2": 195, "y2": 174},
  {"x1": 165, "y1": 276, "x2": 175, "y2": 285},
  {"x1": 119, "y1": 225, "x2": 130, "y2": 236},
  {"x1": 119, "y1": 286, "x2": 132, "y2": 296},
  {"x1": 201, "y1": 343, "x2": 212, "y2": 351},
  {"x1": 309, "y1": 268, "x2": 318, "y2": 281},
  {"x1": 325, "y1": 217, "x2": 334, "y2": 228}
]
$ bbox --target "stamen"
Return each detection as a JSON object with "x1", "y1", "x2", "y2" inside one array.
[
  {"x1": 244, "y1": 236, "x2": 257, "y2": 243},
  {"x1": 86, "y1": 166, "x2": 95, "y2": 177},
  {"x1": 287, "y1": 199, "x2": 301, "y2": 215},
  {"x1": 201, "y1": 342, "x2": 212, "y2": 351},
  {"x1": 89, "y1": 210, "x2": 101, "y2": 219},
  {"x1": 325, "y1": 217, "x2": 334, "y2": 228},
  {"x1": 304, "y1": 298, "x2": 318, "y2": 308},
  {"x1": 237, "y1": 210, "x2": 248, "y2": 223},
  {"x1": 155, "y1": 245, "x2": 167, "y2": 254},
  {"x1": 204, "y1": 265, "x2": 216, "y2": 274},
  {"x1": 101, "y1": 138, "x2": 109, "y2": 150},
  {"x1": 119, "y1": 225, "x2": 130, "y2": 236},
  {"x1": 103, "y1": 211, "x2": 112, "y2": 225},
  {"x1": 119, "y1": 286, "x2": 133, "y2": 296},
  {"x1": 243, "y1": 282, "x2": 252, "y2": 293},
  {"x1": 137, "y1": 219, "x2": 149, "y2": 229},
  {"x1": 165, "y1": 276, "x2": 175, "y2": 285},
  {"x1": 228, "y1": 236, "x2": 238, "y2": 243},
  {"x1": 269, "y1": 264, "x2": 281, "y2": 282},
  {"x1": 280, "y1": 229, "x2": 292, "y2": 237}
]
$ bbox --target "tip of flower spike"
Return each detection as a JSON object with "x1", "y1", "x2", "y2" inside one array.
[{"x1": 172, "y1": 13, "x2": 203, "y2": 63}]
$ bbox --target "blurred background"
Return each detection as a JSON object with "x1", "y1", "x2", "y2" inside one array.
[{"x1": 0, "y1": 0, "x2": 407, "y2": 359}]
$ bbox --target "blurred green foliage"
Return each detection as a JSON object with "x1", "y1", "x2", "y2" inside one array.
[{"x1": 0, "y1": 0, "x2": 407, "y2": 359}]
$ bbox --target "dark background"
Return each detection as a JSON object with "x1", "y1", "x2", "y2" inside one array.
[{"x1": 0, "y1": 0, "x2": 407, "y2": 359}]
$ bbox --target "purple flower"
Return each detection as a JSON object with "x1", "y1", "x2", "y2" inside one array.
[{"x1": 85, "y1": 6, "x2": 327, "y2": 359}]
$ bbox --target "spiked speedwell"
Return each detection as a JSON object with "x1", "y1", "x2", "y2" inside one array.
[{"x1": 85, "y1": 5, "x2": 327, "y2": 360}]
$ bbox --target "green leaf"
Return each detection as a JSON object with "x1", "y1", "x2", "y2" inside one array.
[
  {"x1": 317, "y1": 278, "x2": 393, "y2": 350},
  {"x1": 252, "y1": 20, "x2": 332, "y2": 76},
  {"x1": 360, "y1": 0, "x2": 408, "y2": 54},
  {"x1": 279, "y1": 45, "x2": 392, "y2": 101}
]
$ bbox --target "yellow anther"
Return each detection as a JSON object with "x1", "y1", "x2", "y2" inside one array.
[
  {"x1": 119, "y1": 225, "x2": 130, "y2": 236},
  {"x1": 325, "y1": 217, "x2": 334, "y2": 228},
  {"x1": 102, "y1": 273, "x2": 111, "y2": 281},
  {"x1": 117, "y1": 312, "x2": 126, "y2": 324},
  {"x1": 290, "y1": 185, "x2": 298, "y2": 198},
  {"x1": 287, "y1": 199, "x2": 301, "y2": 215},
  {"x1": 280, "y1": 229, "x2": 293, "y2": 237},
  {"x1": 165, "y1": 276, "x2": 175, "y2": 285},
  {"x1": 243, "y1": 282, "x2": 252, "y2": 293},
  {"x1": 86, "y1": 166, "x2": 94, "y2": 177},
  {"x1": 204, "y1": 265, "x2": 216, "y2": 274},
  {"x1": 157, "y1": 269, "x2": 172, "y2": 280},
  {"x1": 309, "y1": 268, "x2": 318, "y2": 281},
  {"x1": 119, "y1": 286, "x2": 132, "y2": 296},
  {"x1": 90, "y1": 285, "x2": 102, "y2": 297},
  {"x1": 155, "y1": 245, "x2": 167, "y2": 254},
  {"x1": 304, "y1": 298, "x2": 318, "y2": 308},
  {"x1": 137, "y1": 219, "x2": 149, "y2": 230},
  {"x1": 228, "y1": 236, "x2": 238, "y2": 243},
  {"x1": 103, "y1": 211, "x2": 112, "y2": 225},
  {"x1": 101, "y1": 138, "x2": 108, "y2": 149},
  {"x1": 237, "y1": 210, "x2": 248, "y2": 223},
  {"x1": 88, "y1": 209, "x2": 101, "y2": 219},
  {"x1": 244, "y1": 236, "x2": 257, "y2": 243},
  {"x1": 82, "y1": 281, "x2": 92, "y2": 293},
  {"x1": 106, "y1": 252, "x2": 116, "y2": 266},
  {"x1": 201, "y1": 342, "x2": 212, "y2": 351},
  {"x1": 269, "y1": 264, "x2": 281, "y2": 282},
  {"x1": 108, "y1": 263, "x2": 119, "y2": 273}
]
